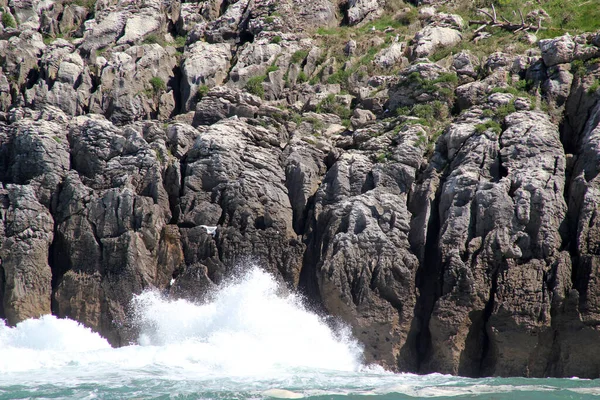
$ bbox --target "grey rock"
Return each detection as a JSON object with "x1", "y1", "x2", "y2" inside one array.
[
  {"x1": 347, "y1": 0, "x2": 384, "y2": 25},
  {"x1": 181, "y1": 41, "x2": 231, "y2": 111},
  {"x1": 0, "y1": 184, "x2": 54, "y2": 325},
  {"x1": 411, "y1": 26, "x2": 462, "y2": 60}
]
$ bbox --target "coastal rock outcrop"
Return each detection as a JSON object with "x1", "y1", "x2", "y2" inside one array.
[{"x1": 1, "y1": 0, "x2": 600, "y2": 380}]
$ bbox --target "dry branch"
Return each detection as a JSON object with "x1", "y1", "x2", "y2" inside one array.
[{"x1": 468, "y1": 4, "x2": 544, "y2": 34}]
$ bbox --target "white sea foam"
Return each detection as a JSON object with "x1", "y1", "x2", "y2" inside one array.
[
  {"x1": 0, "y1": 267, "x2": 362, "y2": 379},
  {"x1": 131, "y1": 267, "x2": 363, "y2": 375},
  {"x1": 0, "y1": 267, "x2": 595, "y2": 399}
]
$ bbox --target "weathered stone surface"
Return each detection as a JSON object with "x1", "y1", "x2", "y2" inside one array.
[
  {"x1": 421, "y1": 111, "x2": 569, "y2": 377},
  {"x1": 49, "y1": 115, "x2": 180, "y2": 345},
  {"x1": 181, "y1": 41, "x2": 231, "y2": 111},
  {"x1": 303, "y1": 124, "x2": 425, "y2": 371},
  {"x1": 411, "y1": 26, "x2": 462, "y2": 60},
  {"x1": 1, "y1": 0, "x2": 600, "y2": 380},
  {"x1": 0, "y1": 185, "x2": 53, "y2": 324},
  {"x1": 178, "y1": 118, "x2": 304, "y2": 285},
  {"x1": 347, "y1": 0, "x2": 385, "y2": 25},
  {"x1": 87, "y1": 44, "x2": 178, "y2": 124}
]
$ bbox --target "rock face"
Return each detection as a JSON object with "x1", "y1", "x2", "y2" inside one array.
[
  {"x1": 1, "y1": 0, "x2": 600, "y2": 380},
  {"x1": 420, "y1": 111, "x2": 569, "y2": 376}
]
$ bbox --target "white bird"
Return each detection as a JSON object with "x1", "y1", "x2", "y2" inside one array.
[
  {"x1": 370, "y1": 26, "x2": 376, "y2": 32},
  {"x1": 200, "y1": 225, "x2": 218, "y2": 236},
  {"x1": 169, "y1": 278, "x2": 175, "y2": 286}
]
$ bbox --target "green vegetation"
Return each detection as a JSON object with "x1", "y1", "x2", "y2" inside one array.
[
  {"x1": 326, "y1": 68, "x2": 352, "y2": 85},
  {"x1": 291, "y1": 50, "x2": 309, "y2": 64},
  {"x1": 430, "y1": 0, "x2": 600, "y2": 62},
  {"x1": 266, "y1": 65, "x2": 279, "y2": 74},
  {"x1": 375, "y1": 151, "x2": 393, "y2": 163},
  {"x1": 197, "y1": 84, "x2": 209, "y2": 100},
  {"x1": 297, "y1": 71, "x2": 308, "y2": 83},
  {"x1": 142, "y1": 33, "x2": 164, "y2": 46},
  {"x1": 71, "y1": 0, "x2": 96, "y2": 8},
  {"x1": 304, "y1": 116, "x2": 325, "y2": 133},
  {"x1": 475, "y1": 120, "x2": 502, "y2": 134},
  {"x1": 270, "y1": 35, "x2": 282, "y2": 44},
  {"x1": 2, "y1": 11, "x2": 16, "y2": 28},
  {"x1": 589, "y1": 80, "x2": 600, "y2": 96},
  {"x1": 475, "y1": 0, "x2": 600, "y2": 39},
  {"x1": 400, "y1": 71, "x2": 458, "y2": 104},
  {"x1": 149, "y1": 77, "x2": 166, "y2": 95},
  {"x1": 490, "y1": 83, "x2": 533, "y2": 104},
  {"x1": 315, "y1": 94, "x2": 352, "y2": 120},
  {"x1": 245, "y1": 75, "x2": 266, "y2": 98},
  {"x1": 173, "y1": 35, "x2": 187, "y2": 49},
  {"x1": 495, "y1": 101, "x2": 517, "y2": 119}
]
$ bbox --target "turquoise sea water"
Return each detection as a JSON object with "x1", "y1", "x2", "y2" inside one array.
[{"x1": 1, "y1": 268, "x2": 598, "y2": 400}]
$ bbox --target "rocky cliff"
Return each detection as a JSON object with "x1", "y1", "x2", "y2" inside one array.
[{"x1": 1, "y1": 0, "x2": 600, "y2": 378}]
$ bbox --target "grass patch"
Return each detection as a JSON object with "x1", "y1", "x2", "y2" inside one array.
[
  {"x1": 173, "y1": 35, "x2": 186, "y2": 49},
  {"x1": 149, "y1": 77, "x2": 166, "y2": 94},
  {"x1": 496, "y1": 101, "x2": 517, "y2": 119},
  {"x1": 270, "y1": 35, "x2": 282, "y2": 44},
  {"x1": 315, "y1": 94, "x2": 352, "y2": 119},
  {"x1": 297, "y1": 71, "x2": 308, "y2": 83},
  {"x1": 245, "y1": 75, "x2": 266, "y2": 98},
  {"x1": 588, "y1": 80, "x2": 600, "y2": 95},
  {"x1": 305, "y1": 116, "x2": 325, "y2": 133},
  {"x1": 375, "y1": 151, "x2": 393, "y2": 163},
  {"x1": 71, "y1": 0, "x2": 96, "y2": 8},
  {"x1": 475, "y1": 120, "x2": 502, "y2": 134},
  {"x1": 485, "y1": 0, "x2": 600, "y2": 39},
  {"x1": 291, "y1": 49, "x2": 309, "y2": 64},
  {"x1": 142, "y1": 33, "x2": 165, "y2": 46},
  {"x1": 197, "y1": 85, "x2": 209, "y2": 100},
  {"x1": 2, "y1": 11, "x2": 16, "y2": 28}
]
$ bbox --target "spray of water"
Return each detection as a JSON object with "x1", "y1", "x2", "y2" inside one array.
[{"x1": 0, "y1": 267, "x2": 362, "y2": 377}]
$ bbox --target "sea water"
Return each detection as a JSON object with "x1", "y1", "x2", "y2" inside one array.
[{"x1": 0, "y1": 268, "x2": 598, "y2": 399}]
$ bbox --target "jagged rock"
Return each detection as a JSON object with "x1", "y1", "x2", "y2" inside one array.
[
  {"x1": 58, "y1": 4, "x2": 89, "y2": 37},
  {"x1": 558, "y1": 103, "x2": 600, "y2": 377},
  {"x1": 88, "y1": 44, "x2": 178, "y2": 123},
  {"x1": 346, "y1": 0, "x2": 384, "y2": 25},
  {"x1": 178, "y1": 118, "x2": 305, "y2": 285},
  {"x1": 179, "y1": 119, "x2": 303, "y2": 285},
  {"x1": 116, "y1": 8, "x2": 163, "y2": 45},
  {"x1": 3, "y1": 112, "x2": 70, "y2": 207},
  {"x1": 181, "y1": 41, "x2": 231, "y2": 111},
  {"x1": 411, "y1": 26, "x2": 462, "y2": 60},
  {"x1": 540, "y1": 35, "x2": 576, "y2": 67},
  {"x1": 452, "y1": 50, "x2": 479, "y2": 82},
  {"x1": 0, "y1": 30, "x2": 45, "y2": 89},
  {"x1": 350, "y1": 108, "x2": 376, "y2": 128},
  {"x1": 193, "y1": 86, "x2": 262, "y2": 126},
  {"x1": 304, "y1": 125, "x2": 425, "y2": 370},
  {"x1": 345, "y1": 40, "x2": 357, "y2": 56},
  {"x1": 50, "y1": 115, "x2": 180, "y2": 345},
  {"x1": 80, "y1": 10, "x2": 128, "y2": 53},
  {"x1": 24, "y1": 40, "x2": 92, "y2": 116},
  {"x1": 420, "y1": 111, "x2": 568, "y2": 376},
  {"x1": 0, "y1": 184, "x2": 54, "y2": 325},
  {"x1": 0, "y1": 0, "x2": 600, "y2": 380},
  {"x1": 375, "y1": 43, "x2": 405, "y2": 69},
  {"x1": 540, "y1": 33, "x2": 600, "y2": 67}
]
